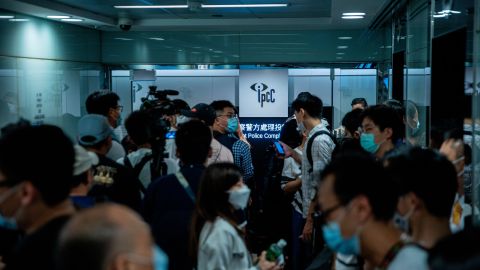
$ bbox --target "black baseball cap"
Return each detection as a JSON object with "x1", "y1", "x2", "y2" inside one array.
[{"x1": 181, "y1": 103, "x2": 216, "y2": 126}]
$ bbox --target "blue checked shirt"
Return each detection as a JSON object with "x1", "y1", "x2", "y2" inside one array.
[{"x1": 228, "y1": 134, "x2": 254, "y2": 181}]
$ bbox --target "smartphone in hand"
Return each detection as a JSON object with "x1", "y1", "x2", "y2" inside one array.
[{"x1": 274, "y1": 141, "x2": 285, "y2": 156}]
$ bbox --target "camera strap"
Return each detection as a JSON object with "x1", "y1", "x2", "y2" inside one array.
[
  {"x1": 124, "y1": 154, "x2": 153, "y2": 195},
  {"x1": 175, "y1": 172, "x2": 196, "y2": 203}
]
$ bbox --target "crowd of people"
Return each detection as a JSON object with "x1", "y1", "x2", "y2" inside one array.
[{"x1": 0, "y1": 89, "x2": 478, "y2": 270}]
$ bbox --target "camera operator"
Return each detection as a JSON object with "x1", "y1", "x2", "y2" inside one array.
[
  {"x1": 118, "y1": 110, "x2": 179, "y2": 195},
  {"x1": 164, "y1": 99, "x2": 190, "y2": 162}
]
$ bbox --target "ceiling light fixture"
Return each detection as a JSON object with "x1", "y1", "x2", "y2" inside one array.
[
  {"x1": 201, "y1": 4, "x2": 288, "y2": 8},
  {"x1": 337, "y1": 46, "x2": 348, "y2": 49},
  {"x1": 0, "y1": 16, "x2": 15, "y2": 19},
  {"x1": 338, "y1": 36, "x2": 352, "y2": 40},
  {"x1": 342, "y1": 12, "x2": 365, "y2": 16},
  {"x1": 114, "y1": 38, "x2": 133, "y2": 41},
  {"x1": 149, "y1": 37, "x2": 165, "y2": 41},
  {"x1": 47, "y1": 15, "x2": 70, "y2": 19},
  {"x1": 342, "y1": 16, "x2": 364, "y2": 19},
  {"x1": 61, "y1": 18, "x2": 83, "y2": 22},
  {"x1": 114, "y1": 5, "x2": 188, "y2": 9},
  {"x1": 336, "y1": 52, "x2": 345, "y2": 55},
  {"x1": 9, "y1": 19, "x2": 29, "y2": 22}
]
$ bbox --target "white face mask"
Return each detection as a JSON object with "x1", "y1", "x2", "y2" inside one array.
[
  {"x1": 227, "y1": 185, "x2": 251, "y2": 210},
  {"x1": 176, "y1": 115, "x2": 191, "y2": 126}
]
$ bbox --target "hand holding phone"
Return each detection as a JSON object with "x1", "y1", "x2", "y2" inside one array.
[{"x1": 274, "y1": 141, "x2": 285, "y2": 156}]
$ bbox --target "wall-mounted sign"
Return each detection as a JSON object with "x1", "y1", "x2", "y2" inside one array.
[
  {"x1": 239, "y1": 69, "x2": 288, "y2": 117},
  {"x1": 239, "y1": 117, "x2": 286, "y2": 140}
]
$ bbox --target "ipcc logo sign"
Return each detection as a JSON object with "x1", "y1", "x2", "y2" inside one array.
[{"x1": 250, "y1": 83, "x2": 275, "y2": 108}]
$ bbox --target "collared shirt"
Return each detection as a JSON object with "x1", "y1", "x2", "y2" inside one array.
[
  {"x1": 301, "y1": 121, "x2": 335, "y2": 218},
  {"x1": 208, "y1": 138, "x2": 234, "y2": 165},
  {"x1": 231, "y1": 139, "x2": 254, "y2": 181}
]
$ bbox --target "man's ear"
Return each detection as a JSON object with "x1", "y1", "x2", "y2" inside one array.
[
  {"x1": 383, "y1": 127, "x2": 393, "y2": 140},
  {"x1": 20, "y1": 181, "x2": 37, "y2": 206}
]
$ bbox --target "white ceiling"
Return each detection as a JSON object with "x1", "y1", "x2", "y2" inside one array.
[{"x1": 0, "y1": 0, "x2": 391, "y2": 31}]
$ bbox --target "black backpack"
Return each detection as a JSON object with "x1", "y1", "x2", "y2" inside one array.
[
  {"x1": 306, "y1": 130, "x2": 336, "y2": 173},
  {"x1": 123, "y1": 154, "x2": 153, "y2": 195}
]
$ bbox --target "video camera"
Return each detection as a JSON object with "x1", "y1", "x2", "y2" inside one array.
[{"x1": 140, "y1": 85, "x2": 179, "y2": 179}]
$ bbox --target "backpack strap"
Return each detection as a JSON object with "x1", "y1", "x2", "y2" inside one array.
[
  {"x1": 306, "y1": 130, "x2": 335, "y2": 173},
  {"x1": 175, "y1": 172, "x2": 196, "y2": 203},
  {"x1": 124, "y1": 154, "x2": 153, "y2": 194}
]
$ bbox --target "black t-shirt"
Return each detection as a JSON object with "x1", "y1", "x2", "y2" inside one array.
[
  {"x1": 5, "y1": 215, "x2": 70, "y2": 270},
  {"x1": 143, "y1": 164, "x2": 205, "y2": 270},
  {"x1": 88, "y1": 155, "x2": 142, "y2": 212}
]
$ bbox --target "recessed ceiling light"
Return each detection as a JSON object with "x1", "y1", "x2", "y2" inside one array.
[
  {"x1": 61, "y1": 18, "x2": 83, "y2": 22},
  {"x1": 9, "y1": 19, "x2": 29, "y2": 22},
  {"x1": 342, "y1": 12, "x2": 366, "y2": 16},
  {"x1": 433, "y1": 14, "x2": 447, "y2": 18},
  {"x1": 201, "y1": 4, "x2": 288, "y2": 8},
  {"x1": 114, "y1": 38, "x2": 133, "y2": 41},
  {"x1": 213, "y1": 50, "x2": 223, "y2": 53},
  {"x1": 337, "y1": 46, "x2": 348, "y2": 49},
  {"x1": 336, "y1": 57, "x2": 343, "y2": 59},
  {"x1": 336, "y1": 52, "x2": 345, "y2": 55},
  {"x1": 0, "y1": 16, "x2": 14, "y2": 19},
  {"x1": 47, "y1": 15, "x2": 70, "y2": 19},
  {"x1": 338, "y1": 36, "x2": 352, "y2": 40},
  {"x1": 342, "y1": 16, "x2": 364, "y2": 19},
  {"x1": 149, "y1": 37, "x2": 165, "y2": 41},
  {"x1": 114, "y1": 5, "x2": 188, "y2": 9},
  {"x1": 178, "y1": 49, "x2": 184, "y2": 52}
]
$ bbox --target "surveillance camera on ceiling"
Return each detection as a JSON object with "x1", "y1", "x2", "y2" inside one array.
[{"x1": 117, "y1": 17, "x2": 133, "y2": 31}]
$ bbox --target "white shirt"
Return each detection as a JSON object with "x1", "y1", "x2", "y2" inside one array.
[
  {"x1": 301, "y1": 121, "x2": 335, "y2": 218},
  {"x1": 281, "y1": 148, "x2": 303, "y2": 214},
  {"x1": 450, "y1": 193, "x2": 474, "y2": 233},
  {"x1": 117, "y1": 148, "x2": 179, "y2": 190},
  {"x1": 207, "y1": 138, "x2": 234, "y2": 165},
  {"x1": 198, "y1": 217, "x2": 256, "y2": 270},
  {"x1": 387, "y1": 245, "x2": 429, "y2": 270},
  {"x1": 106, "y1": 140, "x2": 126, "y2": 161}
]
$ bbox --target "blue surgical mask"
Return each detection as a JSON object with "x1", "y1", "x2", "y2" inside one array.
[
  {"x1": 226, "y1": 118, "x2": 239, "y2": 133},
  {"x1": 153, "y1": 245, "x2": 168, "y2": 270},
  {"x1": 322, "y1": 221, "x2": 360, "y2": 255},
  {"x1": 360, "y1": 133, "x2": 380, "y2": 153},
  {"x1": 0, "y1": 213, "x2": 17, "y2": 230},
  {"x1": 116, "y1": 114, "x2": 123, "y2": 127}
]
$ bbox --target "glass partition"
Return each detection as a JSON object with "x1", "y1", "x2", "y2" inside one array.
[
  {"x1": 0, "y1": 56, "x2": 104, "y2": 140},
  {"x1": 472, "y1": 0, "x2": 480, "y2": 225}
]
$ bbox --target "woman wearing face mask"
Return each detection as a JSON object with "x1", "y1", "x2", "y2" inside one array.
[{"x1": 190, "y1": 163, "x2": 280, "y2": 270}]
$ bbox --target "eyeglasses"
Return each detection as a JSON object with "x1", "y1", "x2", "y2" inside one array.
[
  {"x1": 317, "y1": 204, "x2": 342, "y2": 225},
  {"x1": 217, "y1": 113, "x2": 238, "y2": 119}
]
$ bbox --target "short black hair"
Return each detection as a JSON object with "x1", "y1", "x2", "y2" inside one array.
[
  {"x1": 291, "y1": 92, "x2": 323, "y2": 119},
  {"x1": 71, "y1": 171, "x2": 89, "y2": 188},
  {"x1": 321, "y1": 153, "x2": 396, "y2": 221},
  {"x1": 361, "y1": 105, "x2": 405, "y2": 142},
  {"x1": 279, "y1": 117, "x2": 302, "y2": 149},
  {"x1": 125, "y1": 110, "x2": 152, "y2": 146},
  {"x1": 386, "y1": 147, "x2": 457, "y2": 218},
  {"x1": 0, "y1": 124, "x2": 74, "y2": 206},
  {"x1": 383, "y1": 99, "x2": 405, "y2": 122},
  {"x1": 172, "y1": 99, "x2": 190, "y2": 115},
  {"x1": 429, "y1": 228, "x2": 480, "y2": 270},
  {"x1": 85, "y1": 91, "x2": 120, "y2": 116},
  {"x1": 175, "y1": 120, "x2": 212, "y2": 165},
  {"x1": 351, "y1": 97, "x2": 368, "y2": 107},
  {"x1": 210, "y1": 100, "x2": 235, "y2": 115},
  {"x1": 342, "y1": 108, "x2": 363, "y2": 136}
]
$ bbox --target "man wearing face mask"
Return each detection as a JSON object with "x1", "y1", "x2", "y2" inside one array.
[
  {"x1": 86, "y1": 90, "x2": 126, "y2": 161},
  {"x1": 360, "y1": 105, "x2": 405, "y2": 160},
  {"x1": 164, "y1": 99, "x2": 190, "y2": 162},
  {"x1": 281, "y1": 92, "x2": 335, "y2": 248},
  {"x1": 0, "y1": 123, "x2": 76, "y2": 270},
  {"x1": 57, "y1": 203, "x2": 168, "y2": 270},
  {"x1": 439, "y1": 137, "x2": 476, "y2": 233},
  {"x1": 210, "y1": 100, "x2": 254, "y2": 183},
  {"x1": 318, "y1": 153, "x2": 428, "y2": 270},
  {"x1": 386, "y1": 148, "x2": 457, "y2": 252}
]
